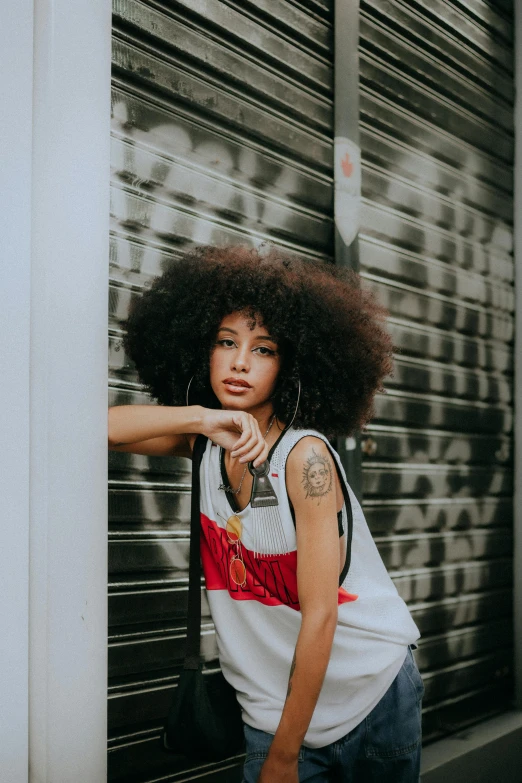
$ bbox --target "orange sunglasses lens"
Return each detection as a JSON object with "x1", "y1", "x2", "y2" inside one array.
[
  {"x1": 226, "y1": 515, "x2": 242, "y2": 543},
  {"x1": 230, "y1": 556, "x2": 247, "y2": 586}
]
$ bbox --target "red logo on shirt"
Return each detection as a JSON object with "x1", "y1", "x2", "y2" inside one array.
[{"x1": 200, "y1": 513, "x2": 358, "y2": 610}]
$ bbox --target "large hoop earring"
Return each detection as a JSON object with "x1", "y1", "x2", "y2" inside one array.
[
  {"x1": 284, "y1": 377, "x2": 301, "y2": 430},
  {"x1": 186, "y1": 375, "x2": 194, "y2": 406}
]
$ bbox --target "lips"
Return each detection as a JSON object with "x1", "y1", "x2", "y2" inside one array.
[{"x1": 223, "y1": 378, "x2": 252, "y2": 389}]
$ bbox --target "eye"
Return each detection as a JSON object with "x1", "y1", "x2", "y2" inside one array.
[
  {"x1": 216, "y1": 338, "x2": 236, "y2": 348},
  {"x1": 254, "y1": 346, "x2": 277, "y2": 356}
]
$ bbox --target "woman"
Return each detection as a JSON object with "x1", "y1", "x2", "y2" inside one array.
[{"x1": 109, "y1": 245, "x2": 424, "y2": 782}]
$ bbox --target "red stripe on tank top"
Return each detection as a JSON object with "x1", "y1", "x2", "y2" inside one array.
[{"x1": 200, "y1": 513, "x2": 358, "y2": 610}]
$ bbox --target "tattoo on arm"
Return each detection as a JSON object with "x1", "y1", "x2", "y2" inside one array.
[
  {"x1": 286, "y1": 650, "x2": 297, "y2": 700},
  {"x1": 301, "y1": 446, "x2": 333, "y2": 504}
]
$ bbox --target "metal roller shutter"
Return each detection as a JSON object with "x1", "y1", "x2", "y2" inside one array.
[
  {"x1": 108, "y1": 0, "x2": 515, "y2": 776},
  {"x1": 108, "y1": 1, "x2": 334, "y2": 780},
  {"x1": 359, "y1": 0, "x2": 514, "y2": 743}
]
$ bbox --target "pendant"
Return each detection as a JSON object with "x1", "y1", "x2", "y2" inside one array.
[
  {"x1": 248, "y1": 461, "x2": 278, "y2": 507},
  {"x1": 218, "y1": 483, "x2": 234, "y2": 493}
]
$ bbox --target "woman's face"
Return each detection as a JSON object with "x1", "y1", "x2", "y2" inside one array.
[
  {"x1": 209, "y1": 311, "x2": 282, "y2": 412},
  {"x1": 308, "y1": 464, "x2": 329, "y2": 490}
]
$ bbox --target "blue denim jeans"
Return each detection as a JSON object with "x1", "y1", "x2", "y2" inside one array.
[{"x1": 241, "y1": 645, "x2": 424, "y2": 782}]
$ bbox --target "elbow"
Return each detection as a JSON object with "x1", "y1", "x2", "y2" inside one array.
[
  {"x1": 107, "y1": 407, "x2": 122, "y2": 448},
  {"x1": 301, "y1": 604, "x2": 338, "y2": 636}
]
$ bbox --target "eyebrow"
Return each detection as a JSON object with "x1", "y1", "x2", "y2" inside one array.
[{"x1": 217, "y1": 327, "x2": 278, "y2": 343}]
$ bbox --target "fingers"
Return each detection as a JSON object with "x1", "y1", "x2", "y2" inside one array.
[
  {"x1": 231, "y1": 414, "x2": 269, "y2": 466},
  {"x1": 230, "y1": 412, "x2": 253, "y2": 451},
  {"x1": 252, "y1": 439, "x2": 270, "y2": 468},
  {"x1": 231, "y1": 415, "x2": 259, "y2": 460},
  {"x1": 249, "y1": 417, "x2": 270, "y2": 467},
  {"x1": 237, "y1": 434, "x2": 265, "y2": 466},
  {"x1": 241, "y1": 439, "x2": 268, "y2": 468}
]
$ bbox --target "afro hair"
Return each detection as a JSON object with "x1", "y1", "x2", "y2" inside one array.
[{"x1": 122, "y1": 245, "x2": 394, "y2": 438}]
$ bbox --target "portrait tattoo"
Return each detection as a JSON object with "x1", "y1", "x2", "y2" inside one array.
[{"x1": 301, "y1": 447, "x2": 333, "y2": 503}]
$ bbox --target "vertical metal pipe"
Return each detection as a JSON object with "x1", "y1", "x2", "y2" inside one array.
[
  {"x1": 514, "y1": 0, "x2": 522, "y2": 711},
  {"x1": 334, "y1": 0, "x2": 363, "y2": 500},
  {"x1": 30, "y1": 1, "x2": 111, "y2": 779}
]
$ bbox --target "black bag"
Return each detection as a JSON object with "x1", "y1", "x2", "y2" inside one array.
[{"x1": 162, "y1": 434, "x2": 245, "y2": 761}]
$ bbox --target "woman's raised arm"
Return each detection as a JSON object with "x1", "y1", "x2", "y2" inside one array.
[
  {"x1": 108, "y1": 404, "x2": 205, "y2": 456},
  {"x1": 108, "y1": 405, "x2": 270, "y2": 465}
]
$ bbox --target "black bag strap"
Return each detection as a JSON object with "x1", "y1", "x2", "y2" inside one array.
[{"x1": 184, "y1": 433, "x2": 209, "y2": 670}]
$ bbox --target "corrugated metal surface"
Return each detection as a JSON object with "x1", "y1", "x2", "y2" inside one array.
[
  {"x1": 108, "y1": 0, "x2": 515, "y2": 777},
  {"x1": 108, "y1": 1, "x2": 334, "y2": 780},
  {"x1": 359, "y1": 0, "x2": 515, "y2": 744}
]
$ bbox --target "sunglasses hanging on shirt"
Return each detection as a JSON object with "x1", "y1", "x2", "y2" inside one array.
[
  {"x1": 225, "y1": 514, "x2": 247, "y2": 587},
  {"x1": 219, "y1": 458, "x2": 288, "y2": 564}
]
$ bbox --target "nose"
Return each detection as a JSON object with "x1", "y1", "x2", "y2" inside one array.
[{"x1": 231, "y1": 344, "x2": 250, "y2": 373}]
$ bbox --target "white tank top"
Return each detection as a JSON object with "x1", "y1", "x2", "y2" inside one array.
[{"x1": 199, "y1": 426, "x2": 421, "y2": 748}]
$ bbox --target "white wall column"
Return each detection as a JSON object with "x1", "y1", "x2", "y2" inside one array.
[
  {"x1": 0, "y1": 2, "x2": 33, "y2": 781},
  {"x1": 30, "y1": 1, "x2": 111, "y2": 781}
]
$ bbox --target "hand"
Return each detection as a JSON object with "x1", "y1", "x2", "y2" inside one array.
[
  {"x1": 200, "y1": 409, "x2": 270, "y2": 467},
  {"x1": 258, "y1": 753, "x2": 299, "y2": 783}
]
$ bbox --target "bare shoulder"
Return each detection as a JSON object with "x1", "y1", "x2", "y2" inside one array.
[
  {"x1": 287, "y1": 435, "x2": 330, "y2": 463},
  {"x1": 286, "y1": 435, "x2": 337, "y2": 507}
]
